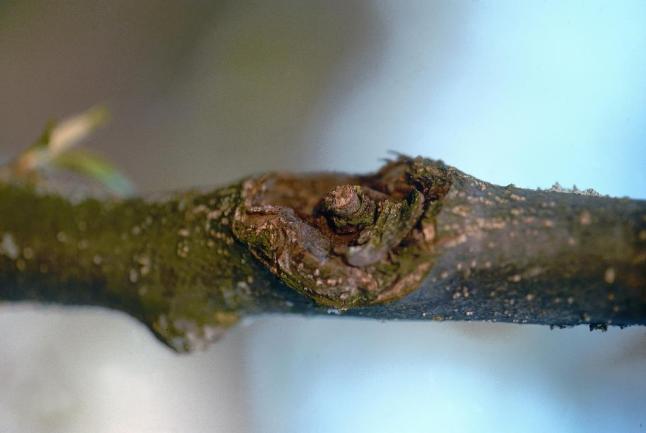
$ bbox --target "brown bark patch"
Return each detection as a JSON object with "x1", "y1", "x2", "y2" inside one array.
[{"x1": 232, "y1": 156, "x2": 451, "y2": 308}]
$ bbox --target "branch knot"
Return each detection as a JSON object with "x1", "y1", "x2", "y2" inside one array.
[{"x1": 232, "y1": 156, "x2": 451, "y2": 308}]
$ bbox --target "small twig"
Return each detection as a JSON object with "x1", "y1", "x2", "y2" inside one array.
[{"x1": 1, "y1": 156, "x2": 644, "y2": 352}]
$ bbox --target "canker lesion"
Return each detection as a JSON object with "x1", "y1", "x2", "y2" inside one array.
[{"x1": 232, "y1": 156, "x2": 452, "y2": 308}]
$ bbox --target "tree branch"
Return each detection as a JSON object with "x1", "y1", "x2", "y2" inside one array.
[{"x1": 1, "y1": 156, "x2": 644, "y2": 352}]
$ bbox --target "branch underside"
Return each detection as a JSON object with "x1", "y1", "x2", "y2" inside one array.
[{"x1": 1, "y1": 156, "x2": 645, "y2": 352}]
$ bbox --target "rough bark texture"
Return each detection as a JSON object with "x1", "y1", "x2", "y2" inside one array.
[{"x1": 1, "y1": 156, "x2": 645, "y2": 352}]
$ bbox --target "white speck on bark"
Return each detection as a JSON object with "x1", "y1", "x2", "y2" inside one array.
[{"x1": 0, "y1": 233, "x2": 19, "y2": 259}]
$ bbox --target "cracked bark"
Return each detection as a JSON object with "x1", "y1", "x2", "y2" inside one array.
[{"x1": 1, "y1": 156, "x2": 644, "y2": 352}]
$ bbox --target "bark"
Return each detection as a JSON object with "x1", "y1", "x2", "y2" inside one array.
[{"x1": 1, "y1": 156, "x2": 644, "y2": 352}]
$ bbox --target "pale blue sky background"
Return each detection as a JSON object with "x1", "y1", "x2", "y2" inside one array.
[{"x1": 311, "y1": 1, "x2": 646, "y2": 198}]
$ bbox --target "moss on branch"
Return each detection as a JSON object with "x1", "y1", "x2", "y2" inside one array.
[{"x1": 1, "y1": 156, "x2": 645, "y2": 352}]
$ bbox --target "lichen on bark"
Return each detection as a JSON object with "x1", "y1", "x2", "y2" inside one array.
[{"x1": 1, "y1": 155, "x2": 645, "y2": 352}]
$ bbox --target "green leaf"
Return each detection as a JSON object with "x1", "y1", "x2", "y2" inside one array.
[
  {"x1": 12, "y1": 106, "x2": 111, "y2": 174},
  {"x1": 51, "y1": 149, "x2": 134, "y2": 197},
  {"x1": 47, "y1": 106, "x2": 110, "y2": 155}
]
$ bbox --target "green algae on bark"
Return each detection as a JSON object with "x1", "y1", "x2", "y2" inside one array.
[
  {"x1": 0, "y1": 182, "x2": 248, "y2": 351},
  {"x1": 1, "y1": 156, "x2": 645, "y2": 352}
]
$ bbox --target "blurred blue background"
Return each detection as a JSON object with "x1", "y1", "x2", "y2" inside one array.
[{"x1": 0, "y1": 1, "x2": 645, "y2": 432}]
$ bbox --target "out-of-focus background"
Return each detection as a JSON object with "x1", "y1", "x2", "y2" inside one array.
[{"x1": 1, "y1": 1, "x2": 645, "y2": 432}]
